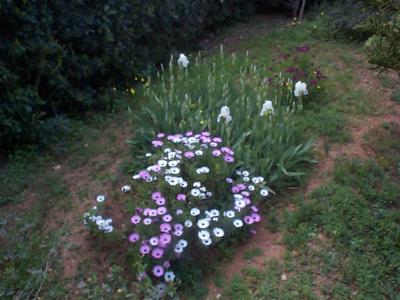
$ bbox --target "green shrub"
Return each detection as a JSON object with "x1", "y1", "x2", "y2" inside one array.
[{"x1": 0, "y1": 0, "x2": 255, "y2": 150}]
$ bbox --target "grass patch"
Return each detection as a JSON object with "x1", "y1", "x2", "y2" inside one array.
[{"x1": 243, "y1": 248, "x2": 263, "y2": 260}]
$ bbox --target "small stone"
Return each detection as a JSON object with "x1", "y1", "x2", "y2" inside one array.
[
  {"x1": 53, "y1": 165, "x2": 61, "y2": 170},
  {"x1": 281, "y1": 274, "x2": 288, "y2": 281}
]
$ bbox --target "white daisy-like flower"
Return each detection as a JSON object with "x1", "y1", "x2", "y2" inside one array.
[
  {"x1": 168, "y1": 160, "x2": 178, "y2": 167},
  {"x1": 213, "y1": 227, "x2": 225, "y2": 237},
  {"x1": 177, "y1": 239, "x2": 188, "y2": 248},
  {"x1": 258, "y1": 176, "x2": 264, "y2": 183},
  {"x1": 202, "y1": 238, "x2": 212, "y2": 246},
  {"x1": 243, "y1": 177, "x2": 250, "y2": 182},
  {"x1": 145, "y1": 153, "x2": 152, "y2": 157},
  {"x1": 169, "y1": 178, "x2": 179, "y2": 186},
  {"x1": 226, "y1": 178, "x2": 233, "y2": 184},
  {"x1": 206, "y1": 192, "x2": 213, "y2": 197},
  {"x1": 196, "y1": 168, "x2": 203, "y2": 175},
  {"x1": 149, "y1": 237, "x2": 158, "y2": 246},
  {"x1": 195, "y1": 150, "x2": 203, "y2": 156},
  {"x1": 197, "y1": 219, "x2": 210, "y2": 229},
  {"x1": 132, "y1": 175, "x2": 140, "y2": 180},
  {"x1": 233, "y1": 194, "x2": 243, "y2": 199},
  {"x1": 191, "y1": 189, "x2": 200, "y2": 197},
  {"x1": 180, "y1": 181, "x2": 188, "y2": 188},
  {"x1": 251, "y1": 177, "x2": 260, "y2": 184},
  {"x1": 164, "y1": 175, "x2": 172, "y2": 182},
  {"x1": 164, "y1": 148, "x2": 171, "y2": 153},
  {"x1": 158, "y1": 160, "x2": 168, "y2": 167},
  {"x1": 200, "y1": 193, "x2": 206, "y2": 199},
  {"x1": 235, "y1": 199, "x2": 246, "y2": 208},
  {"x1": 184, "y1": 220, "x2": 193, "y2": 227},
  {"x1": 225, "y1": 210, "x2": 235, "y2": 218},
  {"x1": 202, "y1": 167, "x2": 210, "y2": 173},
  {"x1": 169, "y1": 167, "x2": 180, "y2": 175},
  {"x1": 260, "y1": 189, "x2": 269, "y2": 197},
  {"x1": 198, "y1": 230, "x2": 210, "y2": 240},
  {"x1": 233, "y1": 219, "x2": 243, "y2": 228},
  {"x1": 193, "y1": 182, "x2": 201, "y2": 188},
  {"x1": 188, "y1": 137, "x2": 198, "y2": 144},
  {"x1": 164, "y1": 271, "x2": 175, "y2": 282},
  {"x1": 248, "y1": 185, "x2": 255, "y2": 191},
  {"x1": 209, "y1": 209, "x2": 220, "y2": 217},
  {"x1": 190, "y1": 208, "x2": 200, "y2": 216},
  {"x1": 236, "y1": 170, "x2": 242, "y2": 175},
  {"x1": 121, "y1": 185, "x2": 131, "y2": 192},
  {"x1": 210, "y1": 142, "x2": 218, "y2": 147},
  {"x1": 96, "y1": 195, "x2": 106, "y2": 202},
  {"x1": 242, "y1": 170, "x2": 250, "y2": 177},
  {"x1": 174, "y1": 245, "x2": 184, "y2": 253}
]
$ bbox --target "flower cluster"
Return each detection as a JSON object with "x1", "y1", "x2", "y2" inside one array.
[
  {"x1": 127, "y1": 132, "x2": 269, "y2": 287},
  {"x1": 83, "y1": 195, "x2": 114, "y2": 233}
]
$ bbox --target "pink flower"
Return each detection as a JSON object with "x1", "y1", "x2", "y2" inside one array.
[
  {"x1": 251, "y1": 206, "x2": 259, "y2": 212},
  {"x1": 212, "y1": 149, "x2": 221, "y2": 157},
  {"x1": 157, "y1": 133, "x2": 165, "y2": 138},
  {"x1": 185, "y1": 131, "x2": 193, "y2": 136},
  {"x1": 212, "y1": 137, "x2": 222, "y2": 143},
  {"x1": 152, "y1": 140, "x2": 163, "y2": 147},
  {"x1": 152, "y1": 192, "x2": 162, "y2": 201},
  {"x1": 244, "y1": 216, "x2": 254, "y2": 224},
  {"x1": 184, "y1": 151, "x2": 195, "y2": 158},
  {"x1": 157, "y1": 206, "x2": 167, "y2": 215},
  {"x1": 221, "y1": 147, "x2": 234, "y2": 155},
  {"x1": 131, "y1": 215, "x2": 141, "y2": 224},
  {"x1": 201, "y1": 131, "x2": 210, "y2": 136},
  {"x1": 129, "y1": 233, "x2": 140, "y2": 243},
  {"x1": 140, "y1": 244, "x2": 151, "y2": 255},
  {"x1": 156, "y1": 197, "x2": 166, "y2": 206},
  {"x1": 152, "y1": 265, "x2": 164, "y2": 277},
  {"x1": 151, "y1": 248, "x2": 164, "y2": 259},
  {"x1": 160, "y1": 223, "x2": 171, "y2": 233},
  {"x1": 138, "y1": 170, "x2": 151, "y2": 180},
  {"x1": 163, "y1": 214, "x2": 172, "y2": 222},
  {"x1": 174, "y1": 223, "x2": 184, "y2": 231},
  {"x1": 152, "y1": 165, "x2": 161, "y2": 173},
  {"x1": 244, "y1": 198, "x2": 251, "y2": 205},
  {"x1": 159, "y1": 233, "x2": 172, "y2": 246},
  {"x1": 224, "y1": 155, "x2": 234, "y2": 163},
  {"x1": 251, "y1": 213, "x2": 261, "y2": 223},
  {"x1": 176, "y1": 193, "x2": 186, "y2": 201},
  {"x1": 163, "y1": 261, "x2": 170, "y2": 268}
]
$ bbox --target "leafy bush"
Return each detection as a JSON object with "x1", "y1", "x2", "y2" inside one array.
[
  {"x1": 0, "y1": 0, "x2": 255, "y2": 150},
  {"x1": 131, "y1": 51, "x2": 316, "y2": 189}
]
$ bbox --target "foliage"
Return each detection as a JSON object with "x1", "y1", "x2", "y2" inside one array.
[
  {"x1": 360, "y1": 0, "x2": 400, "y2": 73},
  {"x1": 0, "y1": 0, "x2": 254, "y2": 150},
  {"x1": 131, "y1": 51, "x2": 316, "y2": 189}
]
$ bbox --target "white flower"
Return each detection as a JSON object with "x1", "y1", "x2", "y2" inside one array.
[
  {"x1": 224, "y1": 210, "x2": 235, "y2": 218},
  {"x1": 206, "y1": 192, "x2": 213, "y2": 197},
  {"x1": 226, "y1": 178, "x2": 233, "y2": 184},
  {"x1": 233, "y1": 219, "x2": 243, "y2": 228},
  {"x1": 198, "y1": 230, "x2": 210, "y2": 240},
  {"x1": 260, "y1": 100, "x2": 274, "y2": 116},
  {"x1": 243, "y1": 177, "x2": 250, "y2": 182},
  {"x1": 202, "y1": 238, "x2": 212, "y2": 246},
  {"x1": 235, "y1": 199, "x2": 246, "y2": 208},
  {"x1": 195, "y1": 150, "x2": 203, "y2": 156},
  {"x1": 177, "y1": 239, "x2": 188, "y2": 248},
  {"x1": 132, "y1": 175, "x2": 140, "y2": 180},
  {"x1": 180, "y1": 181, "x2": 188, "y2": 188},
  {"x1": 168, "y1": 160, "x2": 178, "y2": 167},
  {"x1": 242, "y1": 171, "x2": 250, "y2": 177},
  {"x1": 174, "y1": 245, "x2": 184, "y2": 253},
  {"x1": 158, "y1": 160, "x2": 168, "y2": 167},
  {"x1": 258, "y1": 176, "x2": 264, "y2": 183},
  {"x1": 248, "y1": 185, "x2": 255, "y2": 191},
  {"x1": 209, "y1": 209, "x2": 220, "y2": 217},
  {"x1": 213, "y1": 227, "x2": 225, "y2": 237},
  {"x1": 149, "y1": 237, "x2": 158, "y2": 246},
  {"x1": 121, "y1": 185, "x2": 131, "y2": 192},
  {"x1": 96, "y1": 195, "x2": 106, "y2": 202},
  {"x1": 185, "y1": 220, "x2": 193, "y2": 227},
  {"x1": 193, "y1": 182, "x2": 201, "y2": 187},
  {"x1": 197, "y1": 219, "x2": 210, "y2": 229},
  {"x1": 260, "y1": 188, "x2": 269, "y2": 197},
  {"x1": 164, "y1": 148, "x2": 171, "y2": 153},
  {"x1": 251, "y1": 177, "x2": 260, "y2": 184},
  {"x1": 169, "y1": 167, "x2": 180, "y2": 174},
  {"x1": 191, "y1": 189, "x2": 200, "y2": 197},
  {"x1": 145, "y1": 153, "x2": 152, "y2": 157},
  {"x1": 190, "y1": 208, "x2": 200, "y2": 216},
  {"x1": 164, "y1": 271, "x2": 175, "y2": 282},
  {"x1": 178, "y1": 53, "x2": 189, "y2": 68},
  {"x1": 217, "y1": 106, "x2": 232, "y2": 124},
  {"x1": 294, "y1": 81, "x2": 308, "y2": 97}
]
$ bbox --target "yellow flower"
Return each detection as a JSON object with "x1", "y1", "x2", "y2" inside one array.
[
  {"x1": 130, "y1": 88, "x2": 135, "y2": 95},
  {"x1": 313, "y1": 25, "x2": 317, "y2": 29},
  {"x1": 321, "y1": 12, "x2": 325, "y2": 16},
  {"x1": 145, "y1": 82, "x2": 149, "y2": 87},
  {"x1": 117, "y1": 289, "x2": 122, "y2": 293},
  {"x1": 134, "y1": 76, "x2": 138, "y2": 80},
  {"x1": 317, "y1": 85, "x2": 321, "y2": 89},
  {"x1": 141, "y1": 78, "x2": 145, "y2": 82},
  {"x1": 200, "y1": 120, "x2": 205, "y2": 125}
]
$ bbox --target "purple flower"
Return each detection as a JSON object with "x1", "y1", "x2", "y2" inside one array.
[
  {"x1": 149, "y1": 209, "x2": 158, "y2": 217},
  {"x1": 220, "y1": 147, "x2": 234, "y2": 155},
  {"x1": 184, "y1": 151, "x2": 195, "y2": 158},
  {"x1": 151, "y1": 248, "x2": 164, "y2": 259},
  {"x1": 157, "y1": 206, "x2": 167, "y2": 215},
  {"x1": 163, "y1": 214, "x2": 172, "y2": 222},
  {"x1": 224, "y1": 155, "x2": 234, "y2": 163},
  {"x1": 251, "y1": 206, "x2": 259, "y2": 212},
  {"x1": 244, "y1": 216, "x2": 254, "y2": 225},
  {"x1": 140, "y1": 244, "x2": 151, "y2": 255},
  {"x1": 152, "y1": 140, "x2": 163, "y2": 147},
  {"x1": 241, "y1": 191, "x2": 250, "y2": 197},
  {"x1": 129, "y1": 233, "x2": 140, "y2": 243},
  {"x1": 159, "y1": 233, "x2": 172, "y2": 246},
  {"x1": 143, "y1": 218, "x2": 152, "y2": 225},
  {"x1": 131, "y1": 215, "x2": 141, "y2": 224},
  {"x1": 232, "y1": 186, "x2": 240, "y2": 193},
  {"x1": 251, "y1": 213, "x2": 261, "y2": 223},
  {"x1": 138, "y1": 170, "x2": 151, "y2": 180},
  {"x1": 185, "y1": 131, "x2": 193, "y2": 136},
  {"x1": 152, "y1": 265, "x2": 164, "y2": 277},
  {"x1": 157, "y1": 133, "x2": 165, "y2": 138},
  {"x1": 152, "y1": 165, "x2": 161, "y2": 173},
  {"x1": 250, "y1": 229, "x2": 257, "y2": 236},
  {"x1": 163, "y1": 261, "x2": 170, "y2": 268},
  {"x1": 212, "y1": 137, "x2": 222, "y2": 143},
  {"x1": 176, "y1": 193, "x2": 186, "y2": 201},
  {"x1": 160, "y1": 223, "x2": 171, "y2": 233},
  {"x1": 212, "y1": 149, "x2": 221, "y2": 157},
  {"x1": 201, "y1": 131, "x2": 210, "y2": 136},
  {"x1": 174, "y1": 223, "x2": 184, "y2": 231},
  {"x1": 244, "y1": 198, "x2": 251, "y2": 205},
  {"x1": 152, "y1": 192, "x2": 162, "y2": 201},
  {"x1": 156, "y1": 197, "x2": 166, "y2": 206}
]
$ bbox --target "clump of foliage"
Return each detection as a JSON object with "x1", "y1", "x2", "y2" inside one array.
[
  {"x1": 360, "y1": 0, "x2": 400, "y2": 74},
  {"x1": 0, "y1": 0, "x2": 254, "y2": 150},
  {"x1": 132, "y1": 51, "x2": 317, "y2": 189}
]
